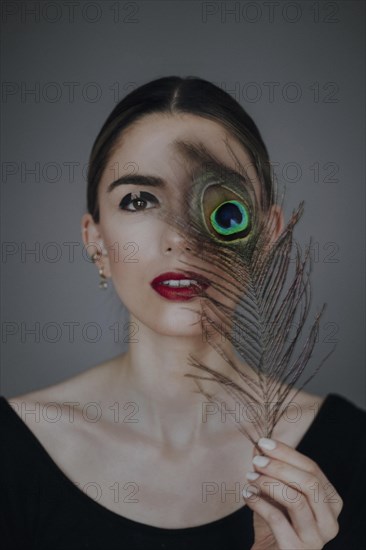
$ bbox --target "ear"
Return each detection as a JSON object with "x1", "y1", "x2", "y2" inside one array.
[{"x1": 81, "y1": 213, "x2": 111, "y2": 278}]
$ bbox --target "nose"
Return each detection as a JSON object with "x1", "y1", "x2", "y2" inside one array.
[{"x1": 162, "y1": 225, "x2": 192, "y2": 254}]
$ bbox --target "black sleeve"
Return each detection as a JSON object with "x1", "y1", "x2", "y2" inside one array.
[
  {"x1": 0, "y1": 398, "x2": 40, "y2": 549},
  {"x1": 297, "y1": 394, "x2": 366, "y2": 550}
]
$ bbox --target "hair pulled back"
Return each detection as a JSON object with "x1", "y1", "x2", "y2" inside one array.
[{"x1": 86, "y1": 76, "x2": 273, "y2": 223}]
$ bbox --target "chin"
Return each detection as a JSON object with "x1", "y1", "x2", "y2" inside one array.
[{"x1": 144, "y1": 309, "x2": 205, "y2": 338}]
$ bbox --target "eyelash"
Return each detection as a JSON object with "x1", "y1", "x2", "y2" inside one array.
[{"x1": 119, "y1": 191, "x2": 159, "y2": 212}]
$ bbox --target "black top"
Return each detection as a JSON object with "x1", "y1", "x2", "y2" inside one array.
[{"x1": 0, "y1": 393, "x2": 365, "y2": 550}]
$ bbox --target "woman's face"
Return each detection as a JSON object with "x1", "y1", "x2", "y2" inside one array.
[{"x1": 82, "y1": 112, "x2": 281, "y2": 337}]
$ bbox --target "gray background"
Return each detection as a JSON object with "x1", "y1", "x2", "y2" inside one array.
[{"x1": 1, "y1": 0, "x2": 365, "y2": 408}]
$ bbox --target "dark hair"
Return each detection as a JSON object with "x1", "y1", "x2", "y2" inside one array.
[{"x1": 87, "y1": 76, "x2": 274, "y2": 223}]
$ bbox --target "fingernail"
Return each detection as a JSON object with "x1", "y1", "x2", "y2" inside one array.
[
  {"x1": 258, "y1": 437, "x2": 276, "y2": 450},
  {"x1": 253, "y1": 455, "x2": 270, "y2": 467},
  {"x1": 242, "y1": 486, "x2": 259, "y2": 498},
  {"x1": 246, "y1": 471, "x2": 260, "y2": 480}
]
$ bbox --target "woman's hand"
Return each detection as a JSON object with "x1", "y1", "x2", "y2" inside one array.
[{"x1": 242, "y1": 438, "x2": 343, "y2": 550}]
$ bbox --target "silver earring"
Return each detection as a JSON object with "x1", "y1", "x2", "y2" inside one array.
[{"x1": 91, "y1": 252, "x2": 108, "y2": 289}]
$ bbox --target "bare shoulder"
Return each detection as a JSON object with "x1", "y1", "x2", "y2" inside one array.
[
  {"x1": 7, "y1": 352, "x2": 128, "y2": 434},
  {"x1": 290, "y1": 388, "x2": 326, "y2": 414},
  {"x1": 6, "y1": 353, "x2": 130, "y2": 468},
  {"x1": 9, "y1": 352, "x2": 127, "y2": 408},
  {"x1": 273, "y1": 388, "x2": 326, "y2": 447}
]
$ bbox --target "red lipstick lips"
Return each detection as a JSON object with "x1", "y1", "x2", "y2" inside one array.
[{"x1": 150, "y1": 271, "x2": 210, "y2": 301}]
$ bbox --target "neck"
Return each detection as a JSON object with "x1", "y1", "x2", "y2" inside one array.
[{"x1": 108, "y1": 317, "x2": 253, "y2": 451}]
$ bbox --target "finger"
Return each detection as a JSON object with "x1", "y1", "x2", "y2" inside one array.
[
  {"x1": 243, "y1": 488, "x2": 303, "y2": 549},
  {"x1": 257, "y1": 437, "x2": 324, "y2": 474},
  {"x1": 251, "y1": 453, "x2": 343, "y2": 518},
  {"x1": 254, "y1": 438, "x2": 343, "y2": 516},
  {"x1": 246, "y1": 471, "x2": 333, "y2": 544},
  {"x1": 247, "y1": 456, "x2": 342, "y2": 542}
]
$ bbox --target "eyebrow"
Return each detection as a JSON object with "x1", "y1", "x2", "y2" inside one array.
[{"x1": 107, "y1": 174, "x2": 166, "y2": 193}]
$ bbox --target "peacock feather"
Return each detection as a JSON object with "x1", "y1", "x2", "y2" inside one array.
[{"x1": 156, "y1": 136, "x2": 335, "y2": 446}]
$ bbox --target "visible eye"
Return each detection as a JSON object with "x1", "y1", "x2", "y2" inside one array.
[{"x1": 119, "y1": 191, "x2": 159, "y2": 212}]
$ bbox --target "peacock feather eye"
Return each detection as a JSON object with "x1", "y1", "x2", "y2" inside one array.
[
  {"x1": 210, "y1": 200, "x2": 250, "y2": 238},
  {"x1": 201, "y1": 183, "x2": 252, "y2": 242}
]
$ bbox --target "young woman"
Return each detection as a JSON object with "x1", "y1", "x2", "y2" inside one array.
[{"x1": 1, "y1": 76, "x2": 365, "y2": 550}]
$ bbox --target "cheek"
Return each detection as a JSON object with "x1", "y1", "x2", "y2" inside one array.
[
  {"x1": 106, "y1": 239, "x2": 157, "y2": 318},
  {"x1": 105, "y1": 224, "x2": 158, "y2": 276}
]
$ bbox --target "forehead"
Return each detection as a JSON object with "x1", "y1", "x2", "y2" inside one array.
[{"x1": 99, "y1": 112, "x2": 260, "y2": 195}]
